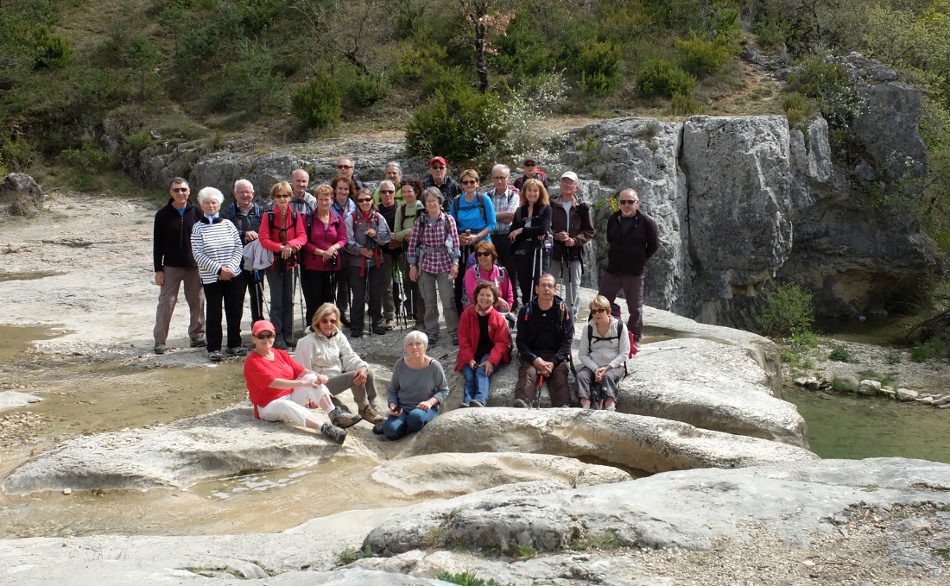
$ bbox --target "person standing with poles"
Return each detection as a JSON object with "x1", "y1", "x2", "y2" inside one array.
[
  {"x1": 222, "y1": 179, "x2": 265, "y2": 325},
  {"x1": 550, "y1": 171, "x2": 595, "y2": 319},
  {"x1": 598, "y1": 189, "x2": 659, "y2": 347},
  {"x1": 487, "y1": 164, "x2": 521, "y2": 305},
  {"x1": 449, "y1": 169, "x2": 495, "y2": 316},
  {"x1": 508, "y1": 178, "x2": 552, "y2": 306}
]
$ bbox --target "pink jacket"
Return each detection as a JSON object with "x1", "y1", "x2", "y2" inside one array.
[{"x1": 463, "y1": 264, "x2": 514, "y2": 311}]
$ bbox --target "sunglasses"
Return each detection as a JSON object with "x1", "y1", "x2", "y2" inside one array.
[
  {"x1": 171, "y1": 187, "x2": 188, "y2": 193},
  {"x1": 337, "y1": 164, "x2": 352, "y2": 169},
  {"x1": 273, "y1": 194, "x2": 291, "y2": 199},
  {"x1": 475, "y1": 251, "x2": 492, "y2": 257},
  {"x1": 461, "y1": 180, "x2": 477, "y2": 185},
  {"x1": 357, "y1": 197, "x2": 373, "y2": 203},
  {"x1": 524, "y1": 163, "x2": 537, "y2": 167},
  {"x1": 430, "y1": 165, "x2": 445, "y2": 170},
  {"x1": 591, "y1": 308, "x2": 609, "y2": 314},
  {"x1": 619, "y1": 199, "x2": 639, "y2": 205},
  {"x1": 255, "y1": 333, "x2": 275, "y2": 339},
  {"x1": 320, "y1": 318, "x2": 338, "y2": 324},
  {"x1": 379, "y1": 189, "x2": 395, "y2": 194}
]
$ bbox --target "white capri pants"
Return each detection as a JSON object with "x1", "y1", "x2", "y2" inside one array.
[{"x1": 258, "y1": 376, "x2": 331, "y2": 427}]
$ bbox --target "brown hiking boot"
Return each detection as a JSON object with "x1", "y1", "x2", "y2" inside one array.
[
  {"x1": 330, "y1": 408, "x2": 362, "y2": 428},
  {"x1": 320, "y1": 423, "x2": 347, "y2": 444},
  {"x1": 359, "y1": 403, "x2": 385, "y2": 423}
]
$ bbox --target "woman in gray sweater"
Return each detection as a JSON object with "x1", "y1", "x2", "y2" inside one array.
[{"x1": 383, "y1": 331, "x2": 450, "y2": 439}]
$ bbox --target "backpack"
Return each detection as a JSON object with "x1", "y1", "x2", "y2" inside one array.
[
  {"x1": 586, "y1": 302, "x2": 637, "y2": 360},
  {"x1": 414, "y1": 212, "x2": 452, "y2": 250},
  {"x1": 452, "y1": 193, "x2": 489, "y2": 227},
  {"x1": 267, "y1": 208, "x2": 300, "y2": 270},
  {"x1": 461, "y1": 264, "x2": 509, "y2": 307}
]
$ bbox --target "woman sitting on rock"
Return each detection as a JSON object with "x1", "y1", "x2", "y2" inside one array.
[
  {"x1": 243, "y1": 319, "x2": 360, "y2": 444},
  {"x1": 294, "y1": 302, "x2": 385, "y2": 424},
  {"x1": 455, "y1": 281, "x2": 511, "y2": 407},
  {"x1": 461, "y1": 240, "x2": 514, "y2": 313},
  {"x1": 576, "y1": 295, "x2": 631, "y2": 411},
  {"x1": 384, "y1": 331, "x2": 450, "y2": 439}
]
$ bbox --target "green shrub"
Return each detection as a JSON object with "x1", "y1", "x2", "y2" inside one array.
[
  {"x1": 405, "y1": 83, "x2": 506, "y2": 161},
  {"x1": 435, "y1": 570, "x2": 498, "y2": 586},
  {"x1": 828, "y1": 345, "x2": 852, "y2": 362},
  {"x1": 636, "y1": 60, "x2": 696, "y2": 99},
  {"x1": 782, "y1": 93, "x2": 817, "y2": 130},
  {"x1": 573, "y1": 41, "x2": 622, "y2": 97},
  {"x1": 30, "y1": 25, "x2": 72, "y2": 70},
  {"x1": 911, "y1": 338, "x2": 946, "y2": 362},
  {"x1": 291, "y1": 68, "x2": 342, "y2": 130},
  {"x1": 670, "y1": 93, "x2": 700, "y2": 116},
  {"x1": 758, "y1": 282, "x2": 815, "y2": 338},
  {"x1": 675, "y1": 36, "x2": 735, "y2": 79},
  {"x1": 343, "y1": 73, "x2": 386, "y2": 108}
]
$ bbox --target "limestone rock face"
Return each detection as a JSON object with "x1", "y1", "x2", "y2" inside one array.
[{"x1": 0, "y1": 173, "x2": 44, "y2": 216}]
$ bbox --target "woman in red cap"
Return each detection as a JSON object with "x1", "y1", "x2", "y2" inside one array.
[{"x1": 243, "y1": 319, "x2": 361, "y2": 443}]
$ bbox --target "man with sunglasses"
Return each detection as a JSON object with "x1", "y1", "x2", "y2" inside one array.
[
  {"x1": 423, "y1": 156, "x2": 462, "y2": 213},
  {"x1": 335, "y1": 157, "x2": 365, "y2": 190},
  {"x1": 376, "y1": 180, "x2": 400, "y2": 330},
  {"x1": 598, "y1": 188, "x2": 659, "y2": 346},
  {"x1": 152, "y1": 177, "x2": 206, "y2": 355}
]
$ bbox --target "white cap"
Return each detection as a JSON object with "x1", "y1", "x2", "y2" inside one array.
[{"x1": 560, "y1": 171, "x2": 578, "y2": 182}]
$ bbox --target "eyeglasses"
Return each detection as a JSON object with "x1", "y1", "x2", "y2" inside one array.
[
  {"x1": 591, "y1": 308, "x2": 609, "y2": 314},
  {"x1": 475, "y1": 251, "x2": 492, "y2": 257},
  {"x1": 619, "y1": 199, "x2": 639, "y2": 205},
  {"x1": 492, "y1": 176, "x2": 508, "y2": 181},
  {"x1": 537, "y1": 282, "x2": 556, "y2": 289},
  {"x1": 171, "y1": 187, "x2": 188, "y2": 193},
  {"x1": 320, "y1": 318, "x2": 338, "y2": 324},
  {"x1": 255, "y1": 333, "x2": 274, "y2": 339},
  {"x1": 379, "y1": 189, "x2": 395, "y2": 194},
  {"x1": 273, "y1": 194, "x2": 291, "y2": 199},
  {"x1": 461, "y1": 180, "x2": 477, "y2": 185},
  {"x1": 357, "y1": 197, "x2": 373, "y2": 203},
  {"x1": 337, "y1": 164, "x2": 352, "y2": 169},
  {"x1": 430, "y1": 165, "x2": 445, "y2": 170}
]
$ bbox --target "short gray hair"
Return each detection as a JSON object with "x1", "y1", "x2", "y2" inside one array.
[
  {"x1": 422, "y1": 186, "x2": 443, "y2": 206},
  {"x1": 234, "y1": 179, "x2": 254, "y2": 193},
  {"x1": 385, "y1": 162, "x2": 402, "y2": 173},
  {"x1": 491, "y1": 164, "x2": 510, "y2": 176},
  {"x1": 403, "y1": 330, "x2": 428, "y2": 349},
  {"x1": 196, "y1": 187, "x2": 224, "y2": 205},
  {"x1": 170, "y1": 177, "x2": 189, "y2": 189},
  {"x1": 380, "y1": 180, "x2": 395, "y2": 191}
]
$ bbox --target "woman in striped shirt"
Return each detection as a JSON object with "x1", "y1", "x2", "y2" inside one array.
[{"x1": 191, "y1": 187, "x2": 245, "y2": 362}]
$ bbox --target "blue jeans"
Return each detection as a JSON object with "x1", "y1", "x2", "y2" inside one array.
[
  {"x1": 383, "y1": 405, "x2": 440, "y2": 440},
  {"x1": 462, "y1": 353, "x2": 497, "y2": 405}
]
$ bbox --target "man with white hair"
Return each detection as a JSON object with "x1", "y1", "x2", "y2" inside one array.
[
  {"x1": 550, "y1": 171, "x2": 595, "y2": 318},
  {"x1": 222, "y1": 179, "x2": 265, "y2": 323},
  {"x1": 598, "y1": 188, "x2": 659, "y2": 346},
  {"x1": 153, "y1": 177, "x2": 205, "y2": 355},
  {"x1": 374, "y1": 162, "x2": 404, "y2": 204},
  {"x1": 487, "y1": 163, "x2": 520, "y2": 303}
]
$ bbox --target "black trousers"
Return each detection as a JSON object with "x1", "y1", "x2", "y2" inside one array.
[{"x1": 203, "y1": 278, "x2": 246, "y2": 352}]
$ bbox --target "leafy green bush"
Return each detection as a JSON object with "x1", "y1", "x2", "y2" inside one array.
[
  {"x1": 435, "y1": 570, "x2": 498, "y2": 586},
  {"x1": 782, "y1": 93, "x2": 817, "y2": 130},
  {"x1": 405, "y1": 83, "x2": 506, "y2": 161},
  {"x1": 758, "y1": 282, "x2": 815, "y2": 338},
  {"x1": 30, "y1": 25, "x2": 72, "y2": 70},
  {"x1": 573, "y1": 41, "x2": 622, "y2": 97},
  {"x1": 670, "y1": 93, "x2": 700, "y2": 116},
  {"x1": 343, "y1": 73, "x2": 386, "y2": 108},
  {"x1": 828, "y1": 345, "x2": 852, "y2": 362},
  {"x1": 675, "y1": 36, "x2": 735, "y2": 79},
  {"x1": 911, "y1": 338, "x2": 946, "y2": 362},
  {"x1": 291, "y1": 68, "x2": 342, "y2": 130},
  {"x1": 636, "y1": 60, "x2": 696, "y2": 99}
]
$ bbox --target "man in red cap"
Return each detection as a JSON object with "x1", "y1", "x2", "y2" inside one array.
[{"x1": 423, "y1": 156, "x2": 462, "y2": 213}]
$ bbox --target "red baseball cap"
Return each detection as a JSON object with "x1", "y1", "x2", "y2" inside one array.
[
  {"x1": 429, "y1": 156, "x2": 447, "y2": 168},
  {"x1": 252, "y1": 320, "x2": 276, "y2": 336}
]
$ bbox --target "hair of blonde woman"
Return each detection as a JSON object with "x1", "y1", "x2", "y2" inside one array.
[
  {"x1": 519, "y1": 178, "x2": 550, "y2": 206},
  {"x1": 311, "y1": 302, "x2": 341, "y2": 331},
  {"x1": 459, "y1": 168, "x2": 479, "y2": 183},
  {"x1": 590, "y1": 294, "x2": 612, "y2": 312},
  {"x1": 270, "y1": 181, "x2": 293, "y2": 198}
]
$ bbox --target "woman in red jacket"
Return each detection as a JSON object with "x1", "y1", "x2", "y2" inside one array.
[
  {"x1": 259, "y1": 181, "x2": 307, "y2": 349},
  {"x1": 455, "y1": 281, "x2": 511, "y2": 407}
]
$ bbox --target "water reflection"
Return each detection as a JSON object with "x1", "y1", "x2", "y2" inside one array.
[{"x1": 785, "y1": 386, "x2": 950, "y2": 463}]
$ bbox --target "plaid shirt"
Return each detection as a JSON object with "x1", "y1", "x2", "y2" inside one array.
[{"x1": 406, "y1": 212, "x2": 460, "y2": 274}]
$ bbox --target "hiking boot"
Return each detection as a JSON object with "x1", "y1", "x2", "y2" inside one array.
[
  {"x1": 273, "y1": 338, "x2": 288, "y2": 350},
  {"x1": 372, "y1": 420, "x2": 385, "y2": 435},
  {"x1": 320, "y1": 423, "x2": 347, "y2": 444},
  {"x1": 190, "y1": 336, "x2": 207, "y2": 348},
  {"x1": 451, "y1": 333, "x2": 459, "y2": 346},
  {"x1": 373, "y1": 326, "x2": 386, "y2": 335},
  {"x1": 228, "y1": 346, "x2": 248, "y2": 357},
  {"x1": 153, "y1": 343, "x2": 166, "y2": 355},
  {"x1": 470, "y1": 400, "x2": 484, "y2": 408},
  {"x1": 359, "y1": 403, "x2": 385, "y2": 424},
  {"x1": 351, "y1": 329, "x2": 363, "y2": 339},
  {"x1": 513, "y1": 398, "x2": 528, "y2": 409},
  {"x1": 385, "y1": 318, "x2": 396, "y2": 331},
  {"x1": 330, "y1": 408, "x2": 362, "y2": 428},
  {"x1": 208, "y1": 350, "x2": 224, "y2": 362}
]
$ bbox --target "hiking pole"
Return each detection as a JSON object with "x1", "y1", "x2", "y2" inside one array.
[{"x1": 534, "y1": 371, "x2": 545, "y2": 409}]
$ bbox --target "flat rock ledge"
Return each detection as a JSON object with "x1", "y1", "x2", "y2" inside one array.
[
  {"x1": 2, "y1": 458, "x2": 949, "y2": 585},
  {"x1": 3, "y1": 404, "x2": 813, "y2": 496}
]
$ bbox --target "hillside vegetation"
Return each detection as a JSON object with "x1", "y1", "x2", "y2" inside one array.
[{"x1": 1, "y1": 0, "x2": 949, "y2": 247}]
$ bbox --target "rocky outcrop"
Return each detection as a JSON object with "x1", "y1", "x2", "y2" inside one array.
[
  {"x1": 5, "y1": 458, "x2": 949, "y2": 585},
  {"x1": 0, "y1": 173, "x2": 44, "y2": 216}
]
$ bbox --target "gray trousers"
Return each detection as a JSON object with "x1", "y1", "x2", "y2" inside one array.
[
  {"x1": 418, "y1": 269, "x2": 458, "y2": 338},
  {"x1": 324, "y1": 369, "x2": 378, "y2": 407},
  {"x1": 154, "y1": 265, "x2": 205, "y2": 344}
]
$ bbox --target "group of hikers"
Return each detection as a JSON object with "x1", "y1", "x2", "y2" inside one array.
[{"x1": 151, "y1": 156, "x2": 660, "y2": 442}]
